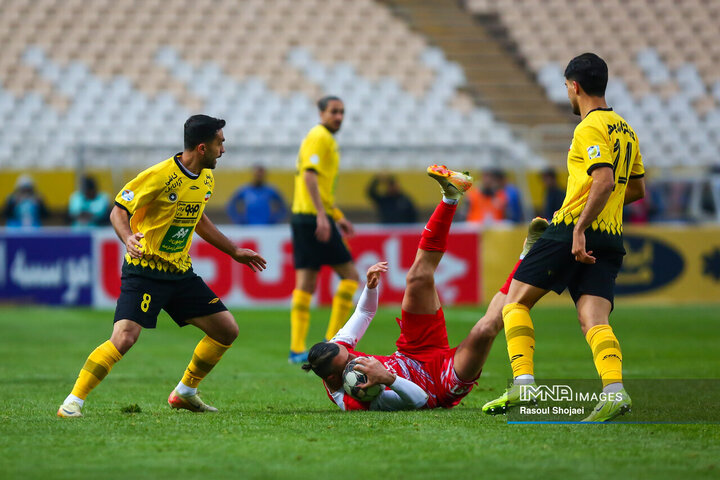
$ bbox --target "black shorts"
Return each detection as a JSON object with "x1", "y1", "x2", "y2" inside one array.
[
  {"x1": 513, "y1": 237, "x2": 624, "y2": 307},
  {"x1": 291, "y1": 214, "x2": 353, "y2": 269},
  {"x1": 114, "y1": 272, "x2": 228, "y2": 328}
]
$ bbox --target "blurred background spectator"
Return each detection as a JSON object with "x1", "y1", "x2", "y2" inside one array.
[
  {"x1": 465, "y1": 170, "x2": 505, "y2": 224},
  {"x1": 226, "y1": 165, "x2": 288, "y2": 225},
  {"x1": 2, "y1": 175, "x2": 49, "y2": 228},
  {"x1": 539, "y1": 167, "x2": 565, "y2": 221},
  {"x1": 495, "y1": 169, "x2": 523, "y2": 223},
  {"x1": 465, "y1": 169, "x2": 517, "y2": 224},
  {"x1": 68, "y1": 175, "x2": 110, "y2": 228},
  {"x1": 366, "y1": 174, "x2": 418, "y2": 224}
]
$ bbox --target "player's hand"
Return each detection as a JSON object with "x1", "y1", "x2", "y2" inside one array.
[
  {"x1": 366, "y1": 261, "x2": 388, "y2": 289},
  {"x1": 125, "y1": 232, "x2": 144, "y2": 259},
  {"x1": 353, "y1": 356, "x2": 395, "y2": 388},
  {"x1": 336, "y1": 217, "x2": 355, "y2": 238},
  {"x1": 572, "y1": 228, "x2": 596, "y2": 264},
  {"x1": 315, "y1": 213, "x2": 331, "y2": 242},
  {"x1": 232, "y1": 248, "x2": 267, "y2": 272}
]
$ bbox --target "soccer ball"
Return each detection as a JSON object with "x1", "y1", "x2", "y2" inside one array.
[{"x1": 342, "y1": 358, "x2": 384, "y2": 402}]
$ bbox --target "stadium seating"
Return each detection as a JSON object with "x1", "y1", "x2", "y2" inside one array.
[
  {"x1": 465, "y1": 0, "x2": 720, "y2": 168},
  {"x1": 0, "y1": 0, "x2": 539, "y2": 171}
]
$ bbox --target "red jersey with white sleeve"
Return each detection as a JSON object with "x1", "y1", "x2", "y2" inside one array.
[{"x1": 322, "y1": 285, "x2": 477, "y2": 411}]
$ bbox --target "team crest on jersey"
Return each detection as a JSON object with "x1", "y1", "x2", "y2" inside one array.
[
  {"x1": 204, "y1": 191, "x2": 212, "y2": 202},
  {"x1": 587, "y1": 145, "x2": 600, "y2": 159},
  {"x1": 168, "y1": 192, "x2": 178, "y2": 203},
  {"x1": 121, "y1": 189, "x2": 134, "y2": 201}
]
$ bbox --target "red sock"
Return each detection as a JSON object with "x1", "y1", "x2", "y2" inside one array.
[{"x1": 419, "y1": 202, "x2": 457, "y2": 252}]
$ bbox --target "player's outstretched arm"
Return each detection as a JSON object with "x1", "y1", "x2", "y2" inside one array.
[
  {"x1": 110, "y1": 205, "x2": 143, "y2": 259},
  {"x1": 195, "y1": 213, "x2": 267, "y2": 272},
  {"x1": 365, "y1": 261, "x2": 387, "y2": 289},
  {"x1": 331, "y1": 262, "x2": 388, "y2": 346}
]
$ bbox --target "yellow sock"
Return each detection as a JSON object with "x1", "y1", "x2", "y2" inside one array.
[
  {"x1": 70, "y1": 340, "x2": 123, "y2": 400},
  {"x1": 181, "y1": 335, "x2": 231, "y2": 389},
  {"x1": 290, "y1": 289, "x2": 312, "y2": 353},
  {"x1": 325, "y1": 279, "x2": 359, "y2": 341},
  {"x1": 586, "y1": 324, "x2": 623, "y2": 387},
  {"x1": 502, "y1": 303, "x2": 535, "y2": 378}
]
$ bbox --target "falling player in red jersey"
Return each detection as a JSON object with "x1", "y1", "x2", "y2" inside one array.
[{"x1": 302, "y1": 165, "x2": 547, "y2": 411}]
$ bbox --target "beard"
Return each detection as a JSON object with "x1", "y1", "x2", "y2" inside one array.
[
  {"x1": 203, "y1": 153, "x2": 218, "y2": 170},
  {"x1": 571, "y1": 100, "x2": 580, "y2": 116}
]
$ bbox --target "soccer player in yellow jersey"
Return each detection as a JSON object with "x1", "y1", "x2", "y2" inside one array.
[
  {"x1": 482, "y1": 53, "x2": 647, "y2": 422},
  {"x1": 288, "y1": 96, "x2": 360, "y2": 363},
  {"x1": 57, "y1": 115, "x2": 267, "y2": 418}
]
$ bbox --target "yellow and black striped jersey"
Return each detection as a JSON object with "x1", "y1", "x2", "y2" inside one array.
[
  {"x1": 544, "y1": 108, "x2": 645, "y2": 251},
  {"x1": 292, "y1": 124, "x2": 339, "y2": 215},
  {"x1": 114, "y1": 153, "x2": 214, "y2": 277}
]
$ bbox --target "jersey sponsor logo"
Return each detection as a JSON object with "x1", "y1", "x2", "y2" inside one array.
[
  {"x1": 310, "y1": 154, "x2": 319, "y2": 165},
  {"x1": 165, "y1": 172, "x2": 183, "y2": 192},
  {"x1": 175, "y1": 202, "x2": 202, "y2": 219},
  {"x1": 172, "y1": 227, "x2": 190, "y2": 239},
  {"x1": 173, "y1": 201, "x2": 203, "y2": 225},
  {"x1": 209, "y1": 297, "x2": 220, "y2": 304},
  {"x1": 168, "y1": 192, "x2": 178, "y2": 203},
  {"x1": 159, "y1": 225, "x2": 193, "y2": 253},
  {"x1": 587, "y1": 145, "x2": 601, "y2": 159},
  {"x1": 189, "y1": 185, "x2": 199, "y2": 190},
  {"x1": 121, "y1": 189, "x2": 134, "y2": 201}
]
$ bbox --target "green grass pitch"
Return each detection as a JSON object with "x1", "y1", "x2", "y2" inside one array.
[{"x1": 1, "y1": 303, "x2": 719, "y2": 479}]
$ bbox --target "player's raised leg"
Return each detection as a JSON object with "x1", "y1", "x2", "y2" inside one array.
[
  {"x1": 168, "y1": 311, "x2": 238, "y2": 413},
  {"x1": 577, "y1": 295, "x2": 631, "y2": 422},
  {"x1": 401, "y1": 165, "x2": 472, "y2": 314},
  {"x1": 57, "y1": 320, "x2": 139, "y2": 418}
]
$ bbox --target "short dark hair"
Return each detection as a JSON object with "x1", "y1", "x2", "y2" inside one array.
[
  {"x1": 564, "y1": 53, "x2": 608, "y2": 97},
  {"x1": 541, "y1": 167, "x2": 557, "y2": 178},
  {"x1": 81, "y1": 175, "x2": 97, "y2": 191},
  {"x1": 184, "y1": 114, "x2": 226, "y2": 150},
  {"x1": 317, "y1": 95, "x2": 342, "y2": 112},
  {"x1": 301, "y1": 342, "x2": 340, "y2": 378}
]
